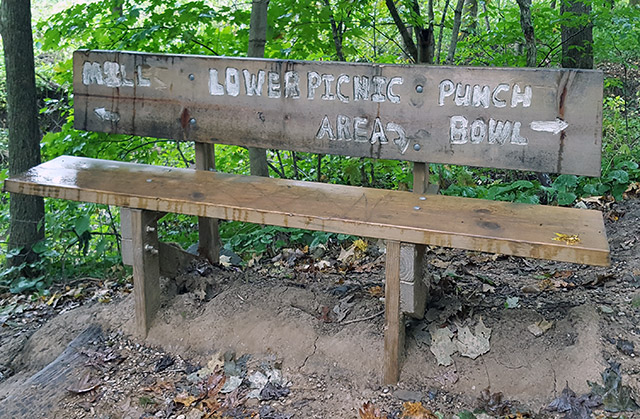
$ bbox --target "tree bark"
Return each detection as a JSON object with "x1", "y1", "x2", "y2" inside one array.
[
  {"x1": 516, "y1": 0, "x2": 536, "y2": 67},
  {"x1": 385, "y1": 0, "x2": 418, "y2": 61},
  {"x1": 416, "y1": 0, "x2": 435, "y2": 64},
  {"x1": 561, "y1": 0, "x2": 593, "y2": 69},
  {"x1": 446, "y1": 0, "x2": 466, "y2": 64},
  {"x1": 435, "y1": 0, "x2": 451, "y2": 63},
  {"x1": 463, "y1": 0, "x2": 478, "y2": 35},
  {"x1": 247, "y1": 0, "x2": 270, "y2": 177},
  {"x1": 1, "y1": 0, "x2": 45, "y2": 267},
  {"x1": 324, "y1": 0, "x2": 345, "y2": 61}
]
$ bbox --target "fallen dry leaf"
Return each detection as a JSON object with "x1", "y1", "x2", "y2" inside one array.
[
  {"x1": 174, "y1": 392, "x2": 199, "y2": 406},
  {"x1": 528, "y1": 320, "x2": 553, "y2": 337},
  {"x1": 552, "y1": 233, "x2": 581, "y2": 245},
  {"x1": 353, "y1": 239, "x2": 368, "y2": 252},
  {"x1": 359, "y1": 401, "x2": 387, "y2": 418},
  {"x1": 67, "y1": 372, "x2": 101, "y2": 394},
  {"x1": 430, "y1": 258, "x2": 450, "y2": 269},
  {"x1": 401, "y1": 401, "x2": 437, "y2": 418},
  {"x1": 337, "y1": 245, "x2": 355, "y2": 263},
  {"x1": 367, "y1": 286, "x2": 384, "y2": 298}
]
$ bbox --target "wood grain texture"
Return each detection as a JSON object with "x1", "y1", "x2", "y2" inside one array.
[
  {"x1": 0, "y1": 325, "x2": 103, "y2": 418},
  {"x1": 195, "y1": 142, "x2": 220, "y2": 264},
  {"x1": 4, "y1": 156, "x2": 610, "y2": 266},
  {"x1": 384, "y1": 240, "x2": 402, "y2": 385},
  {"x1": 130, "y1": 209, "x2": 160, "y2": 336},
  {"x1": 73, "y1": 50, "x2": 603, "y2": 175}
]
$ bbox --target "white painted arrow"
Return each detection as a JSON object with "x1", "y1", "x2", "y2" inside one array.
[
  {"x1": 530, "y1": 118, "x2": 568, "y2": 135},
  {"x1": 94, "y1": 107, "x2": 120, "y2": 123}
]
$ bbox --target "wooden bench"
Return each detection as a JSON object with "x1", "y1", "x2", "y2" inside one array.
[{"x1": 3, "y1": 50, "x2": 610, "y2": 384}]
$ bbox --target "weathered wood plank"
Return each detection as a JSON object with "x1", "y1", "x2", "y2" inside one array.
[
  {"x1": 0, "y1": 325, "x2": 103, "y2": 418},
  {"x1": 384, "y1": 240, "x2": 402, "y2": 385},
  {"x1": 73, "y1": 50, "x2": 603, "y2": 176},
  {"x1": 195, "y1": 142, "x2": 220, "y2": 264},
  {"x1": 130, "y1": 209, "x2": 161, "y2": 336},
  {"x1": 3, "y1": 156, "x2": 610, "y2": 266}
]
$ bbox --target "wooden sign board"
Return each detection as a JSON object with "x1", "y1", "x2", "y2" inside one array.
[{"x1": 74, "y1": 50, "x2": 603, "y2": 176}]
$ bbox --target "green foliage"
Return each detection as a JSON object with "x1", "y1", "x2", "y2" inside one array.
[
  {"x1": 3, "y1": 0, "x2": 638, "y2": 294},
  {"x1": 219, "y1": 221, "x2": 351, "y2": 259}
]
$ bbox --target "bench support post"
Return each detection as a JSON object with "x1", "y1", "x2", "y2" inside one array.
[
  {"x1": 400, "y1": 162, "x2": 432, "y2": 317},
  {"x1": 384, "y1": 240, "x2": 402, "y2": 384},
  {"x1": 195, "y1": 143, "x2": 220, "y2": 264},
  {"x1": 130, "y1": 209, "x2": 161, "y2": 336}
]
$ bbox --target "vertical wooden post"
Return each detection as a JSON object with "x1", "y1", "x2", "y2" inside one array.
[
  {"x1": 195, "y1": 143, "x2": 220, "y2": 264},
  {"x1": 399, "y1": 162, "x2": 430, "y2": 318},
  {"x1": 130, "y1": 209, "x2": 161, "y2": 336},
  {"x1": 384, "y1": 240, "x2": 402, "y2": 385}
]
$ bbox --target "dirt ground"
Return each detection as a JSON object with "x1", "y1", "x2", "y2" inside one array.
[{"x1": 0, "y1": 197, "x2": 639, "y2": 418}]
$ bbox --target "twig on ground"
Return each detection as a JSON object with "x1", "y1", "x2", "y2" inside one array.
[{"x1": 341, "y1": 310, "x2": 384, "y2": 325}]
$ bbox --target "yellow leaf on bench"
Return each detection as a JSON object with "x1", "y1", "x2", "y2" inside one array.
[{"x1": 552, "y1": 233, "x2": 581, "y2": 245}]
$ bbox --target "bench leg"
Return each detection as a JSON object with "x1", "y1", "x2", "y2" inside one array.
[
  {"x1": 130, "y1": 209, "x2": 161, "y2": 337},
  {"x1": 195, "y1": 143, "x2": 220, "y2": 265},
  {"x1": 384, "y1": 240, "x2": 403, "y2": 385}
]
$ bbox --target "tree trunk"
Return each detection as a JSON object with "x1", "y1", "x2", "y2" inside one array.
[
  {"x1": 111, "y1": 0, "x2": 123, "y2": 16},
  {"x1": 324, "y1": 0, "x2": 345, "y2": 61},
  {"x1": 516, "y1": 0, "x2": 536, "y2": 67},
  {"x1": 463, "y1": 0, "x2": 478, "y2": 36},
  {"x1": 247, "y1": 0, "x2": 270, "y2": 177},
  {"x1": 385, "y1": 0, "x2": 418, "y2": 61},
  {"x1": 561, "y1": 0, "x2": 593, "y2": 69},
  {"x1": 446, "y1": 0, "x2": 466, "y2": 64},
  {"x1": 1, "y1": 0, "x2": 45, "y2": 267},
  {"x1": 482, "y1": 0, "x2": 491, "y2": 32},
  {"x1": 416, "y1": 0, "x2": 435, "y2": 64},
  {"x1": 435, "y1": 0, "x2": 451, "y2": 63}
]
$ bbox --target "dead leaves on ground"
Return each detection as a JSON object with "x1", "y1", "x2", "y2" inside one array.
[
  {"x1": 359, "y1": 401, "x2": 438, "y2": 419},
  {"x1": 401, "y1": 402, "x2": 438, "y2": 418},
  {"x1": 359, "y1": 401, "x2": 386, "y2": 419}
]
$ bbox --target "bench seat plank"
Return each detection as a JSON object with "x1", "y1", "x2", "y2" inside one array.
[{"x1": 4, "y1": 156, "x2": 610, "y2": 266}]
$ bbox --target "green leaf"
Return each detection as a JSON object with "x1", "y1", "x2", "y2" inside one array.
[
  {"x1": 606, "y1": 169, "x2": 629, "y2": 184},
  {"x1": 553, "y1": 174, "x2": 578, "y2": 190},
  {"x1": 74, "y1": 215, "x2": 91, "y2": 236},
  {"x1": 10, "y1": 276, "x2": 45, "y2": 294},
  {"x1": 557, "y1": 191, "x2": 577, "y2": 206}
]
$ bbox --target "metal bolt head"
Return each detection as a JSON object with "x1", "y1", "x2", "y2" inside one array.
[
  {"x1": 413, "y1": 143, "x2": 421, "y2": 151},
  {"x1": 419, "y1": 196, "x2": 426, "y2": 201},
  {"x1": 146, "y1": 179, "x2": 153, "y2": 183},
  {"x1": 188, "y1": 74, "x2": 195, "y2": 81},
  {"x1": 416, "y1": 85, "x2": 424, "y2": 93},
  {"x1": 413, "y1": 206, "x2": 421, "y2": 210},
  {"x1": 189, "y1": 118, "x2": 196, "y2": 125}
]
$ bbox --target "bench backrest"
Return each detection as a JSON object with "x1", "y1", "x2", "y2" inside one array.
[{"x1": 73, "y1": 50, "x2": 603, "y2": 176}]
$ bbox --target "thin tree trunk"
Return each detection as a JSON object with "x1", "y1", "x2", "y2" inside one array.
[
  {"x1": 463, "y1": 0, "x2": 478, "y2": 36},
  {"x1": 435, "y1": 0, "x2": 451, "y2": 63},
  {"x1": 1, "y1": 0, "x2": 45, "y2": 267},
  {"x1": 561, "y1": 0, "x2": 593, "y2": 69},
  {"x1": 416, "y1": 0, "x2": 435, "y2": 64},
  {"x1": 483, "y1": 0, "x2": 491, "y2": 32},
  {"x1": 516, "y1": 0, "x2": 536, "y2": 67},
  {"x1": 247, "y1": 0, "x2": 270, "y2": 177},
  {"x1": 385, "y1": 0, "x2": 418, "y2": 61},
  {"x1": 324, "y1": 0, "x2": 345, "y2": 61},
  {"x1": 111, "y1": 0, "x2": 123, "y2": 16},
  {"x1": 446, "y1": 0, "x2": 466, "y2": 64}
]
